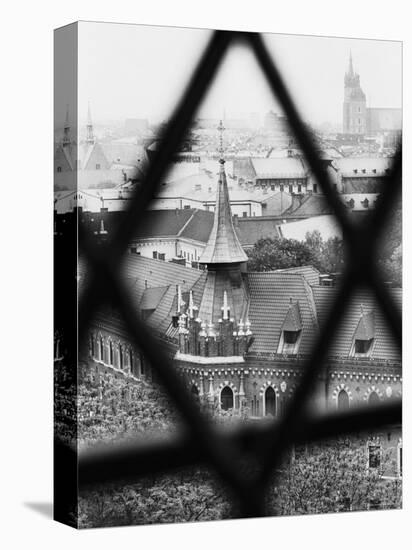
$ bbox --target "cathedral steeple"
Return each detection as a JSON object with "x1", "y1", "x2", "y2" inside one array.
[
  {"x1": 62, "y1": 104, "x2": 71, "y2": 147},
  {"x1": 199, "y1": 121, "x2": 248, "y2": 266},
  {"x1": 348, "y1": 50, "x2": 354, "y2": 78},
  {"x1": 86, "y1": 102, "x2": 95, "y2": 145}
]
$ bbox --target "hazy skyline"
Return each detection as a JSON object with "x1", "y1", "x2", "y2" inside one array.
[{"x1": 67, "y1": 21, "x2": 402, "y2": 128}]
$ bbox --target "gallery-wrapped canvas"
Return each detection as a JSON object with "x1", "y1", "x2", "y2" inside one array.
[{"x1": 54, "y1": 21, "x2": 402, "y2": 529}]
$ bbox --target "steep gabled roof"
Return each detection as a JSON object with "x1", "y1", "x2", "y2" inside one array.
[
  {"x1": 312, "y1": 285, "x2": 401, "y2": 362},
  {"x1": 281, "y1": 301, "x2": 303, "y2": 332},
  {"x1": 247, "y1": 272, "x2": 318, "y2": 354},
  {"x1": 353, "y1": 310, "x2": 375, "y2": 341}
]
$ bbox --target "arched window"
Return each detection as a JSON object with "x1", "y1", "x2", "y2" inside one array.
[
  {"x1": 89, "y1": 334, "x2": 95, "y2": 357},
  {"x1": 99, "y1": 337, "x2": 104, "y2": 361},
  {"x1": 191, "y1": 384, "x2": 199, "y2": 402},
  {"x1": 368, "y1": 391, "x2": 380, "y2": 406},
  {"x1": 337, "y1": 389, "x2": 350, "y2": 411},
  {"x1": 119, "y1": 345, "x2": 123, "y2": 370},
  {"x1": 109, "y1": 341, "x2": 114, "y2": 365},
  {"x1": 265, "y1": 386, "x2": 276, "y2": 417},
  {"x1": 129, "y1": 349, "x2": 134, "y2": 374},
  {"x1": 221, "y1": 386, "x2": 234, "y2": 411}
]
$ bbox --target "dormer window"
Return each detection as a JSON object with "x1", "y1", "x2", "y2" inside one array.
[
  {"x1": 351, "y1": 308, "x2": 375, "y2": 357},
  {"x1": 355, "y1": 338, "x2": 373, "y2": 354},
  {"x1": 278, "y1": 300, "x2": 302, "y2": 355}
]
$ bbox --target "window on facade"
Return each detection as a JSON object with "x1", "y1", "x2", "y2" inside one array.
[
  {"x1": 158, "y1": 253, "x2": 166, "y2": 261},
  {"x1": 293, "y1": 443, "x2": 307, "y2": 461},
  {"x1": 398, "y1": 445, "x2": 403, "y2": 477},
  {"x1": 337, "y1": 389, "x2": 350, "y2": 411},
  {"x1": 298, "y1": 184, "x2": 302, "y2": 193},
  {"x1": 313, "y1": 183, "x2": 318, "y2": 193},
  {"x1": 368, "y1": 391, "x2": 380, "y2": 406},
  {"x1": 152, "y1": 251, "x2": 158, "y2": 259},
  {"x1": 280, "y1": 185, "x2": 284, "y2": 192},
  {"x1": 109, "y1": 341, "x2": 114, "y2": 365},
  {"x1": 368, "y1": 498, "x2": 381, "y2": 510},
  {"x1": 221, "y1": 386, "x2": 234, "y2": 411},
  {"x1": 242, "y1": 211, "x2": 247, "y2": 217},
  {"x1": 265, "y1": 386, "x2": 276, "y2": 417},
  {"x1": 368, "y1": 444, "x2": 381, "y2": 469},
  {"x1": 251, "y1": 395, "x2": 259, "y2": 417},
  {"x1": 281, "y1": 330, "x2": 301, "y2": 355},
  {"x1": 288, "y1": 185, "x2": 293, "y2": 193},
  {"x1": 57, "y1": 166, "x2": 62, "y2": 173},
  {"x1": 191, "y1": 384, "x2": 199, "y2": 401},
  {"x1": 119, "y1": 345, "x2": 123, "y2": 369},
  {"x1": 354, "y1": 338, "x2": 373, "y2": 355},
  {"x1": 284, "y1": 331, "x2": 298, "y2": 344}
]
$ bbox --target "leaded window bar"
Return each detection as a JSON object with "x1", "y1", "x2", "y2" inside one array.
[{"x1": 74, "y1": 30, "x2": 402, "y2": 520}]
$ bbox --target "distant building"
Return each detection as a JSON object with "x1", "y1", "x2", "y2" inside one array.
[
  {"x1": 342, "y1": 52, "x2": 401, "y2": 136},
  {"x1": 343, "y1": 52, "x2": 367, "y2": 135},
  {"x1": 54, "y1": 104, "x2": 147, "y2": 190},
  {"x1": 84, "y1": 154, "x2": 402, "y2": 478}
]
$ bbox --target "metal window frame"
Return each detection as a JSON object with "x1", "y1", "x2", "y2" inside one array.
[{"x1": 75, "y1": 30, "x2": 402, "y2": 519}]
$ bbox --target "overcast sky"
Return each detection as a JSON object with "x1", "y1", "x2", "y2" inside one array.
[{"x1": 73, "y1": 21, "x2": 402, "y2": 127}]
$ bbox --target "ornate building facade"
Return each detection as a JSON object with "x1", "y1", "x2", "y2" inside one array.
[{"x1": 83, "y1": 127, "x2": 402, "y2": 479}]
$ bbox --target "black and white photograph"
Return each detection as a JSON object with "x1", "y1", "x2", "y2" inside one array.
[
  {"x1": 53, "y1": 20, "x2": 402, "y2": 529},
  {"x1": 1, "y1": 2, "x2": 409, "y2": 549}
]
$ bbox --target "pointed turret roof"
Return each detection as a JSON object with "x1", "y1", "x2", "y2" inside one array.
[
  {"x1": 86, "y1": 101, "x2": 95, "y2": 145},
  {"x1": 348, "y1": 50, "x2": 354, "y2": 77},
  {"x1": 199, "y1": 122, "x2": 248, "y2": 266}
]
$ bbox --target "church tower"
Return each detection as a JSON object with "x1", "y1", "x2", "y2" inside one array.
[
  {"x1": 174, "y1": 121, "x2": 252, "y2": 370},
  {"x1": 86, "y1": 102, "x2": 95, "y2": 145},
  {"x1": 342, "y1": 51, "x2": 367, "y2": 134}
]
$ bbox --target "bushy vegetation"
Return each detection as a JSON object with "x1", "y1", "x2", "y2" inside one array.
[{"x1": 50, "y1": 360, "x2": 402, "y2": 527}]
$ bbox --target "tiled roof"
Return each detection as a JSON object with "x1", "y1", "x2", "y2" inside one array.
[
  {"x1": 334, "y1": 157, "x2": 392, "y2": 176},
  {"x1": 140, "y1": 286, "x2": 168, "y2": 311},
  {"x1": 120, "y1": 255, "x2": 204, "y2": 334},
  {"x1": 179, "y1": 209, "x2": 214, "y2": 243},
  {"x1": 247, "y1": 272, "x2": 318, "y2": 354},
  {"x1": 312, "y1": 285, "x2": 401, "y2": 362},
  {"x1": 130, "y1": 209, "x2": 195, "y2": 239},
  {"x1": 251, "y1": 157, "x2": 307, "y2": 178},
  {"x1": 275, "y1": 266, "x2": 321, "y2": 286},
  {"x1": 342, "y1": 180, "x2": 383, "y2": 194},
  {"x1": 283, "y1": 194, "x2": 334, "y2": 217},
  {"x1": 235, "y1": 217, "x2": 281, "y2": 247}
]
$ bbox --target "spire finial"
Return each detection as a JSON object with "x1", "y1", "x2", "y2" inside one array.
[
  {"x1": 218, "y1": 119, "x2": 225, "y2": 164},
  {"x1": 348, "y1": 50, "x2": 354, "y2": 76}
]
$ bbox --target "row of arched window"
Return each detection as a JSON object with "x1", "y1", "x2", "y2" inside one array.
[
  {"x1": 190, "y1": 384, "x2": 284, "y2": 417},
  {"x1": 89, "y1": 333, "x2": 144, "y2": 377},
  {"x1": 336, "y1": 389, "x2": 382, "y2": 410}
]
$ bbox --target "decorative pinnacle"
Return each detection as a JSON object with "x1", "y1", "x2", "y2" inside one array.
[
  {"x1": 221, "y1": 290, "x2": 229, "y2": 320},
  {"x1": 218, "y1": 119, "x2": 225, "y2": 163},
  {"x1": 177, "y1": 285, "x2": 182, "y2": 314}
]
